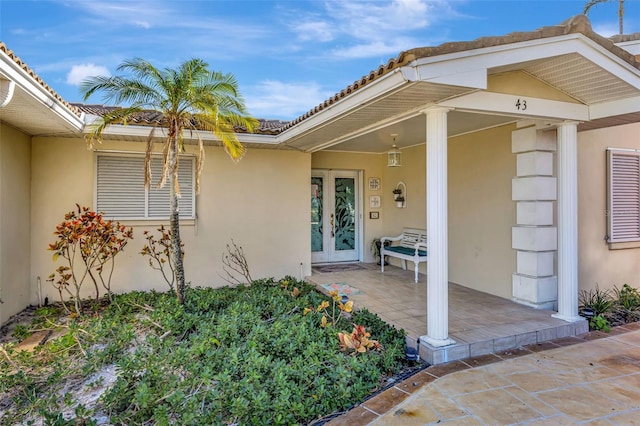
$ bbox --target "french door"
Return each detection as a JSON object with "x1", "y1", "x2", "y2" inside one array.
[{"x1": 311, "y1": 170, "x2": 360, "y2": 263}]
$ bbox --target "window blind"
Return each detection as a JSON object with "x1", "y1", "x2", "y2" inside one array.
[
  {"x1": 96, "y1": 153, "x2": 195, "y2": 220},
  {"x1": 607, "y1": 150, "x2": 640, "y2": 243}
]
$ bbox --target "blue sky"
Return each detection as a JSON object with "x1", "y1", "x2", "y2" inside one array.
[{"x1": 1, "y1": 0, "x2": 639, "y2": 120}]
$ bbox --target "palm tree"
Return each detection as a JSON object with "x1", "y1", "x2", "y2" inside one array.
[
  {"x1": 584, "y1": 0, "x2": 625, "y2": 35},
  {"x1": 81, "y1": 58, "x2": 257, "y2": 304}
]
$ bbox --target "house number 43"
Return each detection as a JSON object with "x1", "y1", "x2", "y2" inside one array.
[{"x1": 515, "y1": 99, "x2": 527, "y2": 111}]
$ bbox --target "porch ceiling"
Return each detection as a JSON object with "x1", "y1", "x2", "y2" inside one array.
[
  {"x1": 282, "y1": 82, "x2": 474, "y2": 153},
  {"x1": 521, "y1": 52, "x2": 638, "y2": 104}
]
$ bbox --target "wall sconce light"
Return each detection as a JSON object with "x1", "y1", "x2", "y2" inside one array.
[{"x1": 387, "y1": 134, "x2": 402, "y2": 167}]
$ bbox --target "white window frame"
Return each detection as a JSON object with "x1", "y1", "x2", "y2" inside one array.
[
  {"x1": 607, "y1": 148, "x2": 640, "y2": 244},
  {"x1": 94, "y1": 151, "x2": 196, "y2": 221}
]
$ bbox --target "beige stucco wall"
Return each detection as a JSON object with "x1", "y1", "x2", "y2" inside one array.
[
  {"x1": 578, "y1": 122, "x2": 640, "y2": 292},
  {"x1": 30, "y1": 137, "x2": 310, "y2": 303},
  {"x1": 448, "y1": 125, "x2": 516, "y2": 299},
  {"x1": 314, "y1": 124, "x2": 517, "y2": 299},
  {"x1": 488, "y1": 71, "x2": 579, "y2": 103},
  {"x1": 374, "y1": 144, "x2": 428, "y2": 273},
  {"x1": 0, "y1": 123, "x2": 31, "y2": 324}
]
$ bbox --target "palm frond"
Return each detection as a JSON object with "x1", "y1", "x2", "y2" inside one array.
[
  {"x1": 84, "y1": 105, "x2": 145, "y2": 147},
  {"x1": 144, "y1": 129, "x2": 156, "y2": 190},
  {"x1": 81, "y1": 57, "x2": 256, "y2": 195},
  {"x1": 583, "y1": 0, "x2": 609, "y2": 14}
]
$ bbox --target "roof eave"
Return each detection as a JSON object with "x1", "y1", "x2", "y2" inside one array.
[
  {"x1": 0, "y1": 45, "x2": 84, "y2": 133},
  {"x1": 280, "y1": 69, "x2": 411, "y2": 149},
  {"x1": 84, "y1": 123, "x2": 280, "y2": 146}
]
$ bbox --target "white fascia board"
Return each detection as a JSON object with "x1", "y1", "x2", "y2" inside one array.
[
  {"x1": 89, "y1": 124, "x2": 166, "y2": 139},
  {"x1": 440, "y1": 91, "x2": 589, "y2": 121},
  {"x1": 0, "y1": 52, "x2": 84, "y2": 130},
  {"x1": 279, "y1": 69, "x2": 410, "y2": 142},
  {"x1": 425, "y1": 68, "x2": 487, "y2": 89},
  {"x1": 89, "y1": 123, "x2": 279, "y2": 145},
  {"x1": 589, "y1": 96, "x2": 640, "y2": 119},
  {"x1": 616, "y1": 40, "x2": 640, "y2": 55}
]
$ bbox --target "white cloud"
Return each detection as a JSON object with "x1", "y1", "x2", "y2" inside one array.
[
  {"x1": 592, "y1": 22, "x2": 619, "y2": 38},
  {"x1": 288, "y1": 0, "x2": 453, "y2": 60},
  {"x1": 331, "y1": 37, "x2": 419, "y2": 59},
  {"x1": 134, "y1": 20, "x2": 151, "y2": 29},
  {"x1": 326, "y1": 0, "x2": 435, "y2": 39},
  {"x1": 66, "y1": 64, "x2": 111, "y2": 86},
  {"x1": 294, "y1": 20, "x2": 335, "y2": 42},
  {"x1": 244, "y1": 80, "x2": 332, "y2": 120}
]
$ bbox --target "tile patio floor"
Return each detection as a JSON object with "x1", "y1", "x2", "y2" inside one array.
[
  {"x1": 327, "y1": 323, "x2": 640, "y2": 425},
  {"x1": 308, "y1": 263, "x2": 588, "y2": 365}
]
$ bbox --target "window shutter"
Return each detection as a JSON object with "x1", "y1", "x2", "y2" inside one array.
[
  {"x1": 148, "y1": 157, "x2": 194, "y2": 219},
  {"x1": 96, "y1": 154, "x2": 195, "y2": 220},
  {"x1": 608, "y1": 150, "x2": 640, "y2": 243},
  {"x1": 96, "y1": 156, "x2": 146, "y2": 218}
]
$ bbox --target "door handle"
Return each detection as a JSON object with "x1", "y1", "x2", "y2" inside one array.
[{"x1": 330, "y1": 213, "x2": 335, "y2": 237}]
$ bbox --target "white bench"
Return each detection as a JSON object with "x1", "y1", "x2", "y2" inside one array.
[{"x1": 381, "y1": 228, "x2": 427, "y2": 284}]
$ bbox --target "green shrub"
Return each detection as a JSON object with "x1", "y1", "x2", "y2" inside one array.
[
  {"x1": 613, "y1": 284, "x2": 640, "y2": 311},
  {"x1": 590, "y1": 314, "x2": 611, "y2": 332},
  {"x1": 1, "y1": 277, "x2": 407, "y2": 425},
  {"x1": 579, "y1": 284, "x2": 613, "y2": 316}
]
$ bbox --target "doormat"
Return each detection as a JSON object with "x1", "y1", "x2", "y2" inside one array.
[
  {"x1": 312, "y1": 263, "x2": 367, "y2": 274},
  {"x1": 320, "y1": 282, "x2": 363, "y2": 296}
]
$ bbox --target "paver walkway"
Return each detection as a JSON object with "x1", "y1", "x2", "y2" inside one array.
[{"x1": 328, "y1": 323, "x2": 640, "y2": 425}]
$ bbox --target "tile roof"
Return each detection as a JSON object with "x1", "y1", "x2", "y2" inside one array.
[
  {"x1": 280, "y1": 15, "x2": 640, "y2": 131},
  {"x1": 0, "y1": 42, "x2": 82, "y2": 118},
  {"x1": 73, "y1": 104, "x2": 289, "y2": 135}
]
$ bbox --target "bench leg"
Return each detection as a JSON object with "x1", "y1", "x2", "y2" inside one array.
[
  {"x1": 401, "y1": 259, "x2": 407, "y2": 270},
  {"x1": 381, "y1": 253, "x2": 385, "y2": 273},
  {"x1": 414, "y1": 262, "x2": 419, "y2": 284}
]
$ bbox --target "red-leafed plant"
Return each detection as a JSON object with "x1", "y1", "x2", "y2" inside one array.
[{"x1": 47, "y1": 205, "x2": 133, "y2": 314}]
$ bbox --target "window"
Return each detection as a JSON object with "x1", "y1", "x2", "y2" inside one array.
[
  {"x1": 607, "y1": 149, "x2": 640, "y2": 243},
  {"x1": 96, "y1": 153, "x2": 195, "y2": 220}
]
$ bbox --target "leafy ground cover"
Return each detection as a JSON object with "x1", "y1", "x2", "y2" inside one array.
[
  {"x1": 0, "y1": 278, "x2": 408, "y2": 425},
  {"x1": 579, "y1": 283, "x2": 640, "y2": 332}
]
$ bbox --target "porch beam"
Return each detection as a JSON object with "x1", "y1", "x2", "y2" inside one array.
[
  {"x1": 589, "y1": 96, "x2": 640, "y2": 120},
  {"x1": 439, "y1": 92, "x2": 589, "y2": 121},
  {"x1": 553, "y1": 121, "x2": 583, "y2": 322},
  {"x1": 423, "y1": 106, "x2": 454, "y2": 347}
]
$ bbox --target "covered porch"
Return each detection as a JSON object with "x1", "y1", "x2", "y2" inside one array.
[
  {"x1": 308, "y1": 264, "x2": 588, "y2": 365},
  {"x1": 299, "y1": 17, "x2": 640, "y2": 365}
]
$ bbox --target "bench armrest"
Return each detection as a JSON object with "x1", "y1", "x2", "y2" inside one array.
[
  {"x1": 381, "y1": 234, "x2": 403, "y2": 244},
  {"x1": 414, "y1": 242, "x2": 427, "y2": 254}
]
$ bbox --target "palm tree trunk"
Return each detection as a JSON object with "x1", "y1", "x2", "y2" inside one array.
[
  {"x1": 168, "y1": 137, "x2": 186, "y2": 304},
  {"x1": 618, "y1": 0, "x2": 624, "y2": 34}
]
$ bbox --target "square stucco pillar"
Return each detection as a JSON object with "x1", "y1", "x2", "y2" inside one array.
[
  {"x1": 422, "y1": 106, "x2": 454, "y2": 348},
  {"x1": 512, "y1": 126, "x2": 558, "y2": 310}
]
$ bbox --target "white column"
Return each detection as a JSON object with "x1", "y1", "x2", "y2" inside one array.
[
  {"x1": 553, "y1": 121, "x2": 582, "y2": 322},
  {"x1": 423, "y1": 106, "x2": 454, "y2": 347}
]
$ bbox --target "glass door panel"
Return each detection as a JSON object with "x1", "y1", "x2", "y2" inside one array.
[
  {"x1": 311, "y1": 170, "x2": 359, "y2": 264},
  {"x1": 334, "y1": 177, "x2": 355, "y2": 251},
  {"x1": 311, "y1": 177, "x2": 323, "y2": 253}
]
